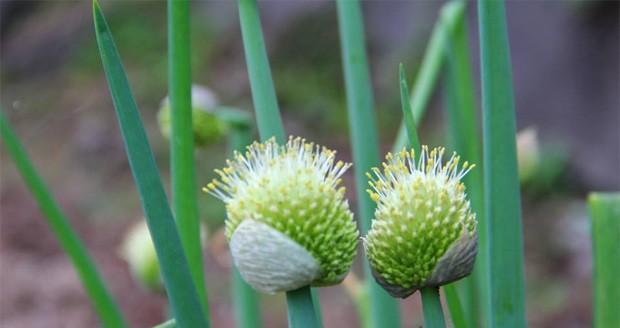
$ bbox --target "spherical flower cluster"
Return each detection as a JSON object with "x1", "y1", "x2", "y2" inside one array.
[
  {"x1": 205, "y1": 137, "x2": 359, "y2": 293},
  {"x1": 364, "y1": 146, "x2": 477, "y2": 298}
]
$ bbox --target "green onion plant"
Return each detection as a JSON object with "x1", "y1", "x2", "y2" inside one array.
[{"x1": 6, "y1": 1, "x2": 613, "y2": 328}]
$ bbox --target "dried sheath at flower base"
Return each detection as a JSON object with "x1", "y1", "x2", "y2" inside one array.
[
  {"x1": 205, "y1": 137, "x2": 359, "y2": 293},
  {"x1": 364, "y1": 146, "x2": 478, "y2": 298}
]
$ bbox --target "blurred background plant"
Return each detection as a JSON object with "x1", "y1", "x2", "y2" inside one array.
[{"x1": 0, "y1": 1, "x2": 618, "y2": 327}]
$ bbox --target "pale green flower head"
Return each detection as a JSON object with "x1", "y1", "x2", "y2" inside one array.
[
  {"x1": 158, "y1": 85, "x2": 227, "y2": 147},
  {"x1": 205, "y1": 137, "x2": 359, "y2": 293},
  {"x1": 364, "y1": 146, "x2": 477, "y2": 298}
]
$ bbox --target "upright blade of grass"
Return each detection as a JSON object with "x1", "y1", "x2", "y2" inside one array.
[
  {"x1": 238, "y1": 0, "x2": 284, "y2": 143},
  {"x1": 93, "y1": 3, "x2": 208, "y2": 327},
  {"x1": 478, "y1": 0, "x2": 526, "y2": 327},
  {"x1": 442, "y1": 1, "x2": 486, "y2": 327},
  {"x1": 588, "y1": 193, "x2": 620, "y2": 328},
  {"x1": 392, "y1": 1, "x2": 465, "y2": 153},
  {"x1": 229, "y1": 124, "x2": 262, "y2": 328},
  {"x1": 336, "y1": 1, "x2": 401, "y2": 327},
  {"x1": 0, "y1": 110, "x2": 128, "y2": 328},
  {"x1": 237, "y1": 0, "x2": 320, "y2": 326},
  {"x1": 167, "y1": 0, "x2": 209, "y2": 317}
]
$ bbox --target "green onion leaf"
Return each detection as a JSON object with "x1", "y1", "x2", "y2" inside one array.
[
  {"x1": 167, "y1": 0, "x2": 209, "y2": 317},
  {"x1": 93, "y1": 2, "x2": 208, "y2": 326},
  {"x1": 392, "y1": 1, "x2": 464, "y2": 153},
  {"x1": 238, "y1": 0, "x2": 284, "y2": 143},
  {"x1": 0, "y1": 109, "x2": 128, "y2": 328},
  {"x1": 442, "y1": 1, "x2": 486, "y2": 327},
  {"x1": 478, "y1": 0, "x2": 526, "y2": 326},
  {"x1": 398, "y1": 64, "x2": 421, "y2": 153}
]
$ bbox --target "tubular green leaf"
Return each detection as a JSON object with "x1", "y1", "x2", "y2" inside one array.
[
  {"x1": 478, "y1": 0, "x2": 526, "y2": 326},
  {"x1": 0, "y1": 110, "x2": 128, "y2": 328},
  {"x1": 398, "y1": 64, "x2": 421, "y2": 153},
  {"x1": 238, "y1": 0, "x2": 284, "y2": 143},
  {"x1": 168, "y1": 0, "x2": 209, "y2": 317},
  {"x1": 588, "y1": 193, "x2": 620, "y2": 328},
  {"x1": 442, "y1": 1, "x2": 486, "y2": 327},
  {"x1": 93, "y1": 2, "x2": 208, "y2": 327},
  {"x1": 392, "y1": 1, "x2": 465, "y2": 153},
  {"x1": 336, "y1": 1, "x2": 401, "y2": 327}
]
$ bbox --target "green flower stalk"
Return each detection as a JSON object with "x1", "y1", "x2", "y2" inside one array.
[
  {"x1": 204, "y1": 136, "x2": 359, "y2": 293},
  {"x1": 364, "y1": 146, "x2": 478, "y2": 298},
  {"x1": 158, "y1": 85, "x2": 228, "y2": 147}
]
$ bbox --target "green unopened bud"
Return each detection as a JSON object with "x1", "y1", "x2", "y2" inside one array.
[
  {"x1": 364, "y1": 146, "x2": 477, "y2": 298},
  {"x1": 158, "y1": 85, "x2": 227, "y2": 147},
  {"x1": 205, "y1": 137, "x2": 359, "y2": 294},
  {"x1": 120, "y1": 221, "x2": 162, "y2": 291}
]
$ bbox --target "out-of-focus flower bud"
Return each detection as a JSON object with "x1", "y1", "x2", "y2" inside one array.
[
  {"x1": 158, "y1": 85, "x2": 227, "y2": 147},
  {"x1": 120, "y1": 220, "x2": 162, "y2": 291},
  {"x1": 517, "y1": 127, "x2": 540, "y2": 183}
]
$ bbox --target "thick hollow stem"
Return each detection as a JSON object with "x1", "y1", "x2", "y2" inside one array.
[
  {"x1": 286, "y1": 286, "x2": 320, "y2": 328},
  {"x1": 421, "y1": 287, "x2": 447, "y2": 328}
]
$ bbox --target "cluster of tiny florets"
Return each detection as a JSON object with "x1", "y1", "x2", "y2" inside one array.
[
  {"x1": 158, "y1": 85, "x2": 227, "y2": 146},
  {"x1": 205, "y1": 136, "x2": 359, "y2": 285},
  {"x1": 364, "y1": 146, "x2": 477, "y2": 290}
]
